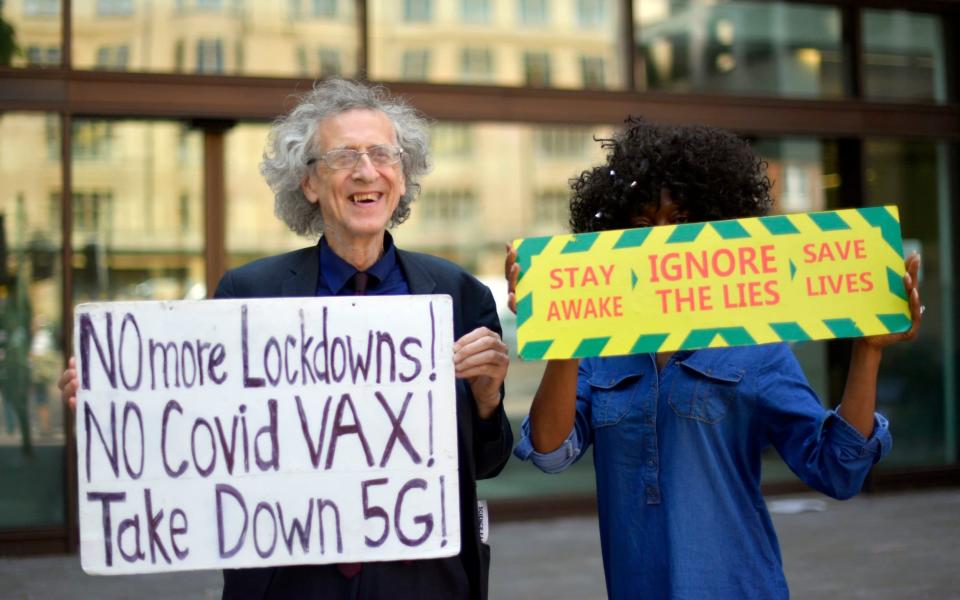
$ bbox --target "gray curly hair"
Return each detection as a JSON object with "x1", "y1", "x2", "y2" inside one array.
[{"x1": 261, "y1": 79, "x2": 432, "y2": 237}]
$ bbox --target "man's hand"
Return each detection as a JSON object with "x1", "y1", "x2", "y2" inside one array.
[
  {"x1": 58, "y1": 356, "x2": 79, "y2": 414},
  {"x1": 454, "y1": 327, "x2": 509, "y2": 420}
]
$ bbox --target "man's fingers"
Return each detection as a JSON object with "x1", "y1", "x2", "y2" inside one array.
[
  {"x1": 455, "y1": 332, "x2": 506, "y2": 362},
  {"x1": 453, "y1": 327, "x2": 496, "y2": 352},
  {"x1": 455, "y1": 347, "x2": 509, "y2": 373}
]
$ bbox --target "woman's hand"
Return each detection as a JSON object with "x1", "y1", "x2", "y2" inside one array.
[
  {"x1": 505, "y1": 243, "x2": 520, "y2": 315},
  {"x1": 859, "y1": 252, "x2": 923, "y2": 349}
]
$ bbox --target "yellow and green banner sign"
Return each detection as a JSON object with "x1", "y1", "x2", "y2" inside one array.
[{"x1": 513, "y1": 206, "x2": 910, "y2": 360}]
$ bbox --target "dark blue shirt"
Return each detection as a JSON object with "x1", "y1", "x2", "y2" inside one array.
[
  {"x1": 515, "y1": 344, "x2": 892, "y2": 599},
  {"x1": 316, "y1": 232, "x2": 410, "y2": 297}
]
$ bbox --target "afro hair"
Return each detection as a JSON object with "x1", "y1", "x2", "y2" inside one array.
[{"x1": 569, "y1": 117, "x2": 773, "y2": 233}]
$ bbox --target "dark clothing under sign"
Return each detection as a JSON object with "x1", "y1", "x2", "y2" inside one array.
[
  {"x1": 315, "y1": 234, "x2": 409, "y2": 298},
  {"x1": 216, "y1": 235, "x2": 512, "y2": 600}
]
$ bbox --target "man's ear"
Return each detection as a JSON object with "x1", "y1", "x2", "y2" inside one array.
[{"x1": 301, "y1": 176, "x2": 318, "y2": 205}]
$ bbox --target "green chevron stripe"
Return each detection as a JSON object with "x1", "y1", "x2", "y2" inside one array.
[
  {"x1": 711, "y1": 220, "x2": 751, "y2": 239},
  {"x1": 516, "y1": 237, "x2": 551, "y2": 282},
  {"x1": 631, "y1": 269, "x2": 639, "y2": 289},
  {"x1": 516, "y1": 293, "x2": 533, "y2": 328},
  {"x1": 877, "y1": 313, "x2": 911, "y2": 333},
  {"x1": 561, "y1": 232, "x2": 600, "y2": 254},
  {"x1": 667, "y1": 223, "x2": 706, "y2": 243},
  {"x1": 680, "y1": 327, "x2": 756, "y2": 349},
  {"x1": 808, "y1": 212, "x2": 851, "y2": 232},
  {"x1": 759, "y1": 215, "x2": 801, "y2": 235},
  {"x1": 769, "y1": 322, "x2": 812, "y2": 342},
  {"x1": 719, "y1": 328, "x2": 757, "y2": 346},
  {"x1": 823, "y1": 318, "x2": 863, "y2": 338},
  {"x1": 520, "y1": 340, "x2": 554, "y2": 360},
  {"x1": 886, "y1": 267, "x2": 907, "y2": 300},
  {"x1": 789, "y1": 259, "x2": 797, "y2": 280},
  {"x1": 630, "y1": 333, "x2": 669, "y2": 354},
  {"x1": 572, "y1": 337, "x2": 611, "y2": 358},
  {"x1": 859, "y1": 206, "x2": 904, "y2": 257},
  {"x1": 613, "y1": 228, "x2": 652, "y2": 249}
]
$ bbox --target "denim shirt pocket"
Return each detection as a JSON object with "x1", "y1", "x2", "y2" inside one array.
[
  {"x1": 668, "y1": 360, "x2": 744, "y2": 424},
  {"x1": 587, "y1": 370, "x2": 644, "y2": 428}
]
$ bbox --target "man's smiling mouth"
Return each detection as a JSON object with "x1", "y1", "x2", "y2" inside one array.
[{"x1": 350, "y1": 193, "x2": 380, "y2": 204}]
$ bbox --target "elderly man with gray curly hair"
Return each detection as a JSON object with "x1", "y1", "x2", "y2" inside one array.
[
  {"x1": 60, "y1": 78, "x2": 512, "y2": 600},
  {"x1": 215, "y1": 78, "x2": 513, "y2": 600}
]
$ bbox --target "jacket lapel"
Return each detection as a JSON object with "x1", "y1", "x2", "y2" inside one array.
[
  {"x1": 280, "y1": 244, "x2": 321, "y2": 297},
  {"x1": 397, "y1": 249, "x2": 437, "y2": 295}
]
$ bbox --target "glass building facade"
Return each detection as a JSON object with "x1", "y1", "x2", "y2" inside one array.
[{"x1": 0, "y1": 0, "x2": 957, "y2": 552}]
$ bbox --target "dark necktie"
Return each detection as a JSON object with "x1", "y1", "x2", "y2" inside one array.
[
  {"x1": 336, "y1": 270, "x2": 369, "y2": 579},
  {"x1": 351, "y1": 271, "x2": 369, "y2": 295}
]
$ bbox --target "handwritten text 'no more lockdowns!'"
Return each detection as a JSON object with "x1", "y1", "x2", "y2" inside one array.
[{"x1": 75, "y1": 296, "x2": 460, "y2": 575}]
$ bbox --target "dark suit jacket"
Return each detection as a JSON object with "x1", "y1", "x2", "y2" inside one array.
[{"x1": 214, "y1": 243, "x2": 513, "y2": 600}]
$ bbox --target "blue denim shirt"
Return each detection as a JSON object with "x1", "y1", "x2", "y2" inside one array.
[{"x1": 515, "y1": 343, "x2": 892, "y2": 600}]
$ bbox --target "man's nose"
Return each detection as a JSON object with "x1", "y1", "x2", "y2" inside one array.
[{"x1": 352, "y1": 154, "x2": 379, "y2": 180}]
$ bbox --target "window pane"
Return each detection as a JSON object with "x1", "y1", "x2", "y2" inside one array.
[
  {"x1": 71, "y1": 120, "x2": 204, "y2": 303},
  {"x1": 865, "y1": 140, "x2": 955, "y2": 466},
  {"x1": 636, "y1": 0, "x2": 843, "y2": 98},
  {"x1": 460, "y1": 0, "x2": 489, "y2": 25},
  {"x1": 0, "y1": 113, "x2": 65, "y2": 528},
  {"x1": 70, "y1": 0, "x2": 357, "y2": 77},
  {"x1": 1, "y1": 0, "x2": 62, "y2": 68},
  {"x1": 225, "y1": 124, "x2": 306, "y2": 266},
  {"x1": 369, "y1": 0, "x2": 623, "y2": 89},
  {"x1": 863, "y1": 10, "x2": 947, "y2": 104}
]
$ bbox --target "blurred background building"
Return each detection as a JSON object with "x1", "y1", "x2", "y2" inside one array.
[{"x1": 0, "y1": 0, "x2": 957, "y2": 555}]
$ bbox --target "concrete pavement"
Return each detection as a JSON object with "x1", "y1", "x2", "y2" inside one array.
[{"x1": 1, "y1": 488, "x2": 958, "y2": 599}]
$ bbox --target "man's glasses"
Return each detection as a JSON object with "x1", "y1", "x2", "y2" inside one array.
[{"x1": 307, "y1": 145, "x2": 404, "y2": 171}]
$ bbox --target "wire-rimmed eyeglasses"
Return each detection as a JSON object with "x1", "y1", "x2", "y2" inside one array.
[{"x1": 306, "y1": 145, "x2": 404, "y2": 170}]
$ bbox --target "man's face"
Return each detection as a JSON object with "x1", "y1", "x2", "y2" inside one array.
[{"x1": 300, "y1": 109, "x2": 406, "y2": 245}]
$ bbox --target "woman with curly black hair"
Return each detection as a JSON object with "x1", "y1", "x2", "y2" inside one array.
[
  {"x1": 568, "y1": 117, "x2": 772, "y2": 233},
  {"x1": 506, "y1": 118, "x2": 923, "y2": 599}
]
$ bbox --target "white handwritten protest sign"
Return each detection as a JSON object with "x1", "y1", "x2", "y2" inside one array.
[{"x1": 75, "y1": 296, "x2": 458, "y2": 574}]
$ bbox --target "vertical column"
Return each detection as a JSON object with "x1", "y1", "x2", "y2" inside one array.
[
  {"x1": 199, "y1": 121, "x2": 235, "y2": 299},
  {"x1": 841, "y1": 4, "x2": 863, "y2": 99},
  {"x1": 61, "y1": 111, "x2": 77, "y2": 552},
  {"x1": 939, "y1": 142, "x2": 958, "y2": 463},
  {"x1": 61, "y1": 0, "x2": 72, "y2": 69},
  {"x1": 356, "y1": 0, "x2": 369, "y2": 80},
  {"x1": 620, "y1": 0, "x2": 637, "y2": 91}
]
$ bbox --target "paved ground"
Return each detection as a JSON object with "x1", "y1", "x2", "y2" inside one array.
[{"x1": 1, "y1": 488, "x2": 958, "y2": 599}]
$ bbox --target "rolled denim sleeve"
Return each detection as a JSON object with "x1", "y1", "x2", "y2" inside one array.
[
  {"x1": 513, "y1": 416, "x2": 581, "y2": 474},
  {"x1": 824, "y1": 410, "x2": 893, "y2": 461},
  {"x1": 759, "y1": 344, "x2": 894, "y2": 500}
]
